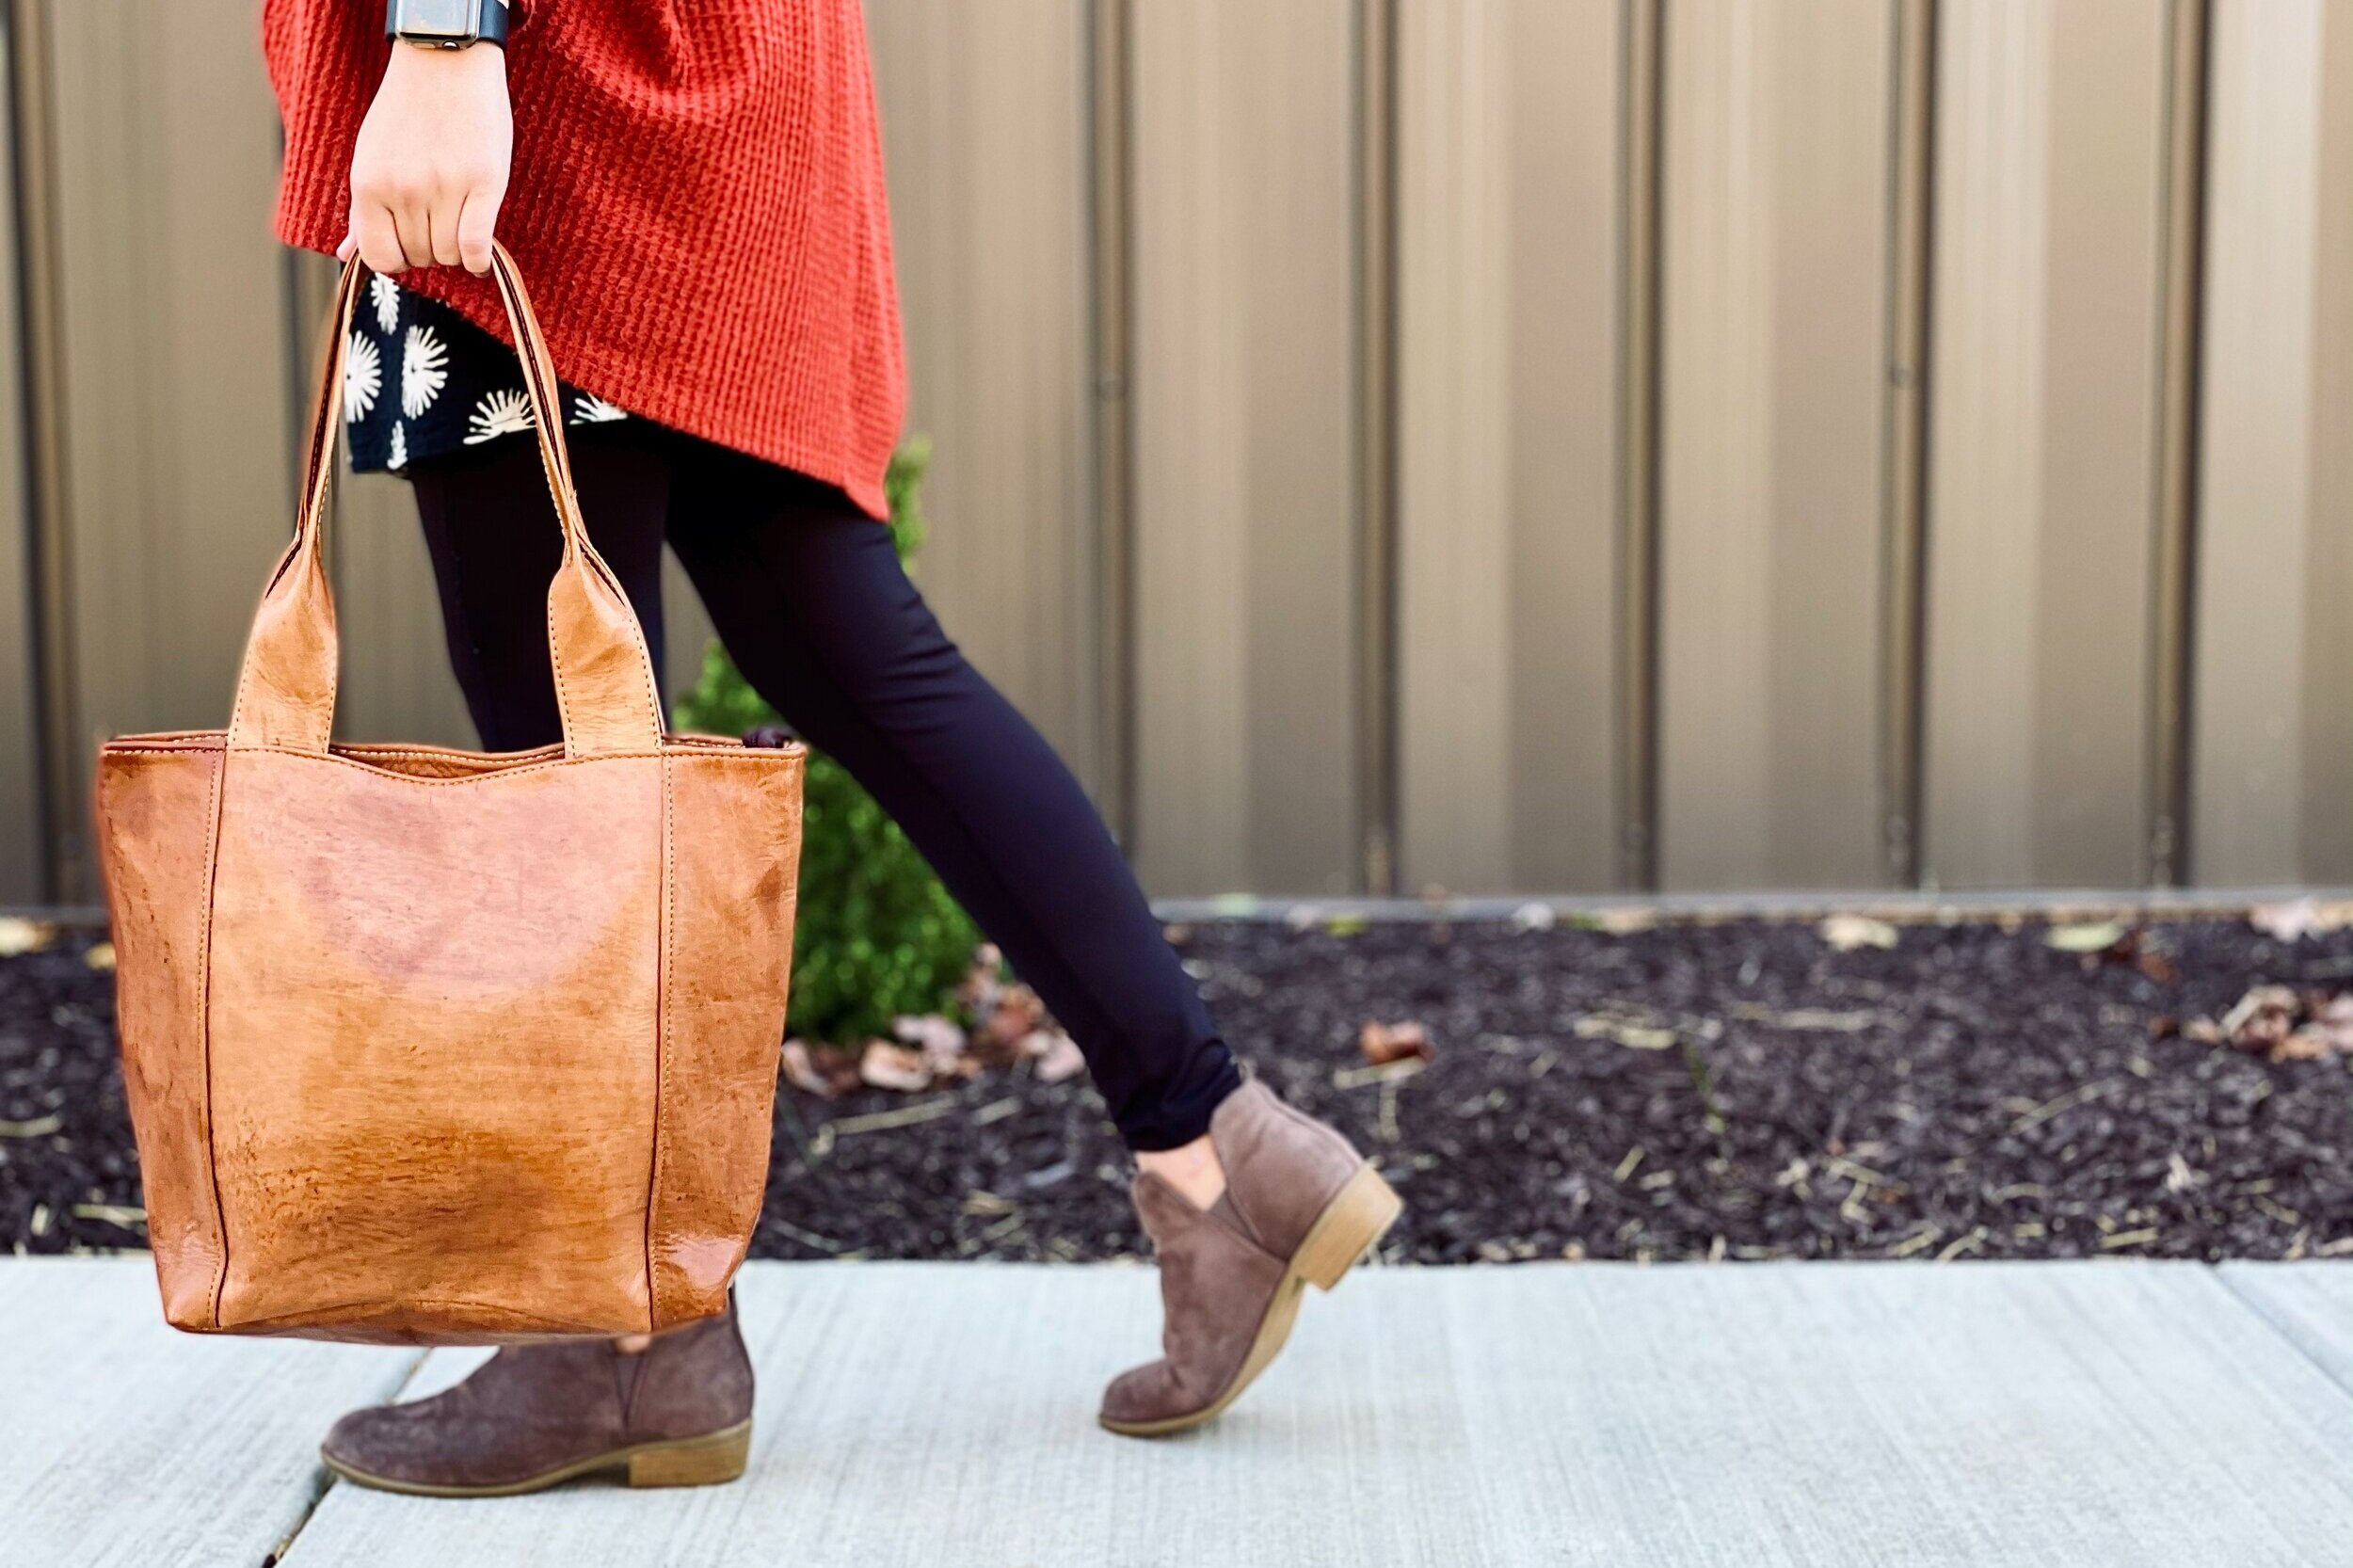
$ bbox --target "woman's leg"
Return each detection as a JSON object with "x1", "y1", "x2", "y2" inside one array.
[
  {"x1": 667, "y1": 456, "x2": 1401, "y2": 1437},
  {"x1": 663, "y1": 445, "x2": 1241, "y2": 1153},
  {"x1": 408, "y1": 432, "x2": 675, "y2": 748}
]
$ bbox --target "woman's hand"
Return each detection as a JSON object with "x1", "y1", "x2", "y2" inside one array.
[{"x1": 340, "y1": 42, "x2": 512, "y2": 276}]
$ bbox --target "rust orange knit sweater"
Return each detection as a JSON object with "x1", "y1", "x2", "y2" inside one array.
[{"x1": 263, "y1": 1, "x2": 904, "y2": 519}]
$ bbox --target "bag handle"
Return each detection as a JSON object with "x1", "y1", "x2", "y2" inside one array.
[{"x1": 226, "y1": 244, "x2": 664, "y2": 758}]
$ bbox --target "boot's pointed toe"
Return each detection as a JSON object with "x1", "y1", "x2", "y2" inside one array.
[{"x1": 1099, "y1": 1360, "x2": 1183, "y2": 1431}]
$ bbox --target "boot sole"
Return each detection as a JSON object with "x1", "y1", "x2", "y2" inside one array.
[
  {"x1": 319, "y1": 1417, "x2": 752, "y2": 1498},
  {"x1": 1099, "y1": 1162, "x2": 1402, "y2": 1438}
]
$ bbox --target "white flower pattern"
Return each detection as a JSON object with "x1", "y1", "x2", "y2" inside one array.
[
  {"x1": 343, "y1": 332, "x2": 382, "y2": 423},
  {"x1": 402, "y1": 325, "x2": 450, "y2": 418},
  {"x1": 465, "y1": 389, "x2": 536, "y2": 445},
  {"x1": 347, "y1": 292, "x2": 629, "y2": 470},
  {"x1": 370, "y1": 276, "x2": 401, "y2": 336}
]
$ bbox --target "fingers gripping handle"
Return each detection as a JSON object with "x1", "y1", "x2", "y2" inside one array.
[{"x1": 226, "y1": 246, "x2": 664, "y2": 758}]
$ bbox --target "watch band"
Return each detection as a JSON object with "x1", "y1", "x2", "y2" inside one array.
[{"x1": 387, "y1": 0, "x2": 511, "y2": 49}]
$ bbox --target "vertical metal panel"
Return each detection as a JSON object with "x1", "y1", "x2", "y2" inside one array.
[
  {"x1": 1355, "y1": 0, "x2": 1397, "y2": 894},
  {"x1": 35, "y1": 2, "x2": 296, "y2": 901},
  {"x1": 330, "y1": 470, "x2": 478, "y2": 744},
  {"x1": 658, "y1": 556, "x2": 718, "y2": 722},
  {"x1": 1879, "y1": 0, "x2": 1932, "y2": 888},
  {"x1": 1394, "y1": 0, "x2": 1623, "y2": 894},
  {"x1": 864, "y1": 0, "x2": 1102, "y2": 795},
  {"x1": 2193, "y1": 0, "x2": 2353, "y2": 882},
  {"x1": 0, "y1": 9, "x2": 42, "y2": 902},
  {"x1": 1128, "y1": 0, "x2": 1361, "y2": 896},
  {"x1": 9, "y1": 0, "x2": 74, "y2": 904},
  {"x1": 1620, "y1": 0, "x2": 1664, "y2": 890},
  {"x1": 1090, "y1": 0, "x2": 1137, "y2": 845},
  {"x1": 2146, "y1": 0, "x2": 2211, "y2": 886},
  {"x1": 1920, "y1": 0, "x2": 2171, "y2": 888},
  {"x1": 1657, "y1": 0, "x2": 1896, "y2": 890}
]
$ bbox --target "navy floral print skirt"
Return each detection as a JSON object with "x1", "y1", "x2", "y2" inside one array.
[{"x1": 341, "y1": 274, "x2": 633, "y2": 474}]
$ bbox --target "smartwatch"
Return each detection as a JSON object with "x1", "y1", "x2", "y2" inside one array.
[{"x1": 387, "y1": 0, "x2": 512, "y2": 50}]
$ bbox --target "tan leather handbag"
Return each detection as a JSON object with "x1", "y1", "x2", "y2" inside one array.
[{"x1": 94, "y1": 248, "x2": 804, "y2": 1345}]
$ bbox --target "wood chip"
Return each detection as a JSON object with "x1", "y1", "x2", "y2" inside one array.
[
  {"x1": 1818, "y1": 914, "x2": 1899, "y2": 952},
  {"x1": 828, "y1": 1096, "x2": 959, "y2": 1136},
  {"x1": 1358, "y1": 1019, "x2": 1433, "y2": 1065}
]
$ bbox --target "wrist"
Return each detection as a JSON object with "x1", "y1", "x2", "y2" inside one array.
[
  {"x1": 386, "y1": 0, "x2": 511, "y2": 51},
  {"x1": 383, "y1": 38, "x2": 507, "y2": 85}
]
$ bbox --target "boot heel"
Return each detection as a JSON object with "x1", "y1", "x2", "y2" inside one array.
[
  {"x1": 1292, "y1": 1165, "x2": 1402, "y2": 1292},
  {"x1": 626, "y1": 1420, "x2": 751, "y2": 1489}
]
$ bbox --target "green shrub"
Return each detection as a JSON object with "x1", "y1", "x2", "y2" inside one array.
[{"x1": 671, "y1": 440, "x2": 981, "y2": 1045}]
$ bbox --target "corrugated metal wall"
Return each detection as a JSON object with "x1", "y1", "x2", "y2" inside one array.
[{"x1": 2, "y1": 0, "x2": 2348, "y2": 904}]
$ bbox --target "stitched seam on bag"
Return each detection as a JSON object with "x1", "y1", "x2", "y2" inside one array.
[
  {"x1": 504, "y1": 237, "x2": 661, "y2": 762},
  {"x1": 100, "y1": 742, "x2": 798, "y2": 767},
  {"x1": 196, "y1": 747, "x2": 233, "y2": 1330},
  {"x1": 218, "y1": 1297, "x2": 608, "y2": 1334},
  {"x1": 545, "y1": 583, "x2": 582, "y2": 759},
  {"x1": 647, "y1": 751, "x2": 675, "y2": 1330},
  {"x1": 97, "y1": 749, "x2": 798, "y2": 800}
]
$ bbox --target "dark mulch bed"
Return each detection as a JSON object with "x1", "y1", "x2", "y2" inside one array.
[{"x1": 5, "y1": 916, "x2": 2348, "y2": 1264}]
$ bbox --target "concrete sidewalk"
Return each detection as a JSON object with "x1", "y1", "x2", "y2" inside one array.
[{"x1": 8, "y1": 1258, "x2": 2348, "y2": 1567}]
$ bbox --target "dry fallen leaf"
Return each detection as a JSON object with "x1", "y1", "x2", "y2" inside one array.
[
  {"x1": 82, "y1": 941, "x2": 115, "y2": 971},
  {"x1": 2249, "y1": 897, "x2": 2353, "y2": 943},
  {"x1": 895, "y1": 1013, "x2": 972, "y2": 1079},
  {"x1": 1359, "y1": 1019, "x2": 1433, "y2": 1066},
  {"x1": 779, "y1": 1040, "x2": 839, "y2": 1098},
  {"x1": 954, "y1": 944, "x2": 1005, "y2": 1013},
  {"x1": 0, "y1": 918, "x2": 52, "y2": 958},
  {"x1": 2270, "y1": 1029, "x2": 2336, "y2": 1064},
  {"x1": 1593, "y1": 905, "x2": 1657, "y2": 936},
  {"x1": 2044, "y1": 921, "x2": 2126, "y2": 954},
  {"x1": 2220, "y1": 984, "x2": 2299, "y2": 1051},
  {"x1": 2184, "y1": 983, "x2": 2353, "y2": 1062},
  {"x1": 1818, "y1": 914, "x2": 1898, "y2": 952},
  {"x1": 1029, "y1": 1029, "x2": 1086, "y2": 1084},
  {"x1": 974, "y1": 983, "x2": 1046, "y2": 1063},
  {"x1": 857, "y1": 1039, "x2": 931, "y2": 1093}
]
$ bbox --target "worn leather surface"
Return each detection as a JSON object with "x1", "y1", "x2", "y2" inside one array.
[
  {"x1": 321, "y1": 1295, "x2": 756, "y2": 1489},
  {"x1": 92, "y1": 249, "x2": 803, "y2": 1345},
  {"x1": 648, "y1": 752, "x2": 802, "y2": 1328},
  {"x1": 92, "y1": 745, "x2": 229, "y2": 1326},
  {"x1": 206, "y1": 747, "x2": 665, "y2": 1338}
]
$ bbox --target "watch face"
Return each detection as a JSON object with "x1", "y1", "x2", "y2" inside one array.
[{"x1": 395, "y1": 0, "x2": 477, "y2": 40}]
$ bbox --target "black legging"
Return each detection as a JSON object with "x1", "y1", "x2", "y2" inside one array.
[{"x1": 408, "y1": 425, "x2": 1241, "y2": 1150}]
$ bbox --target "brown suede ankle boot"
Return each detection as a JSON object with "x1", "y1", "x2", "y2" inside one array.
[
  {"x1": 1100, "y1": 1080, "x2": 1401, "y2": 1437},
  {"x1": 320, "y1": 1296, "x2": 755, "y2": 1496}
]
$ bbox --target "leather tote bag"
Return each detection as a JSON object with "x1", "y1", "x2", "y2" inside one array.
[{"x1": 94, "y1": 248, "x2": 804, "y2": 1345}]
